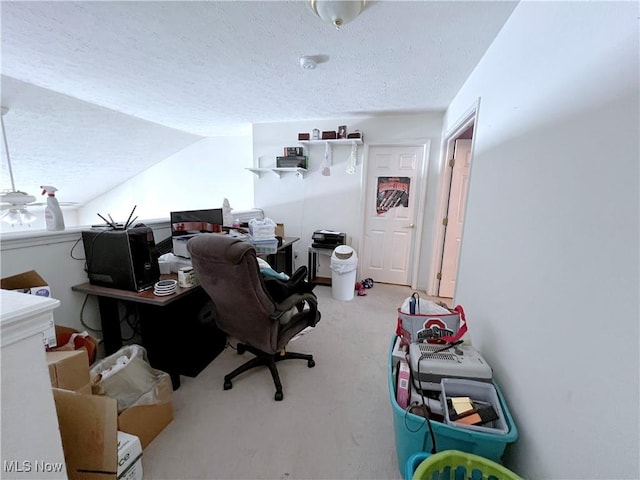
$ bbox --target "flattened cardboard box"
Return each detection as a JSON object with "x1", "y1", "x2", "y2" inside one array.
[
  {"x1": 0, "y1": 270, "x2": 56, "y2": 347},
  {"x1": 46, "y1": 349, "x2": 92, "y2": 394},
  {"x1": 117, "y1": 374, "x2": 174, "y2": 449},
  {"x1": 53, "y1": 389, "x2": 118, "y2": 480},
  {"x1": 52, "y1": 376, "x2": 173, "y2": 479}
]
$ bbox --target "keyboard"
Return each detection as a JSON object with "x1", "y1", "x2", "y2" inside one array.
[{"x1": 156, "y1": 236, "x2": 173, "y2": 256}]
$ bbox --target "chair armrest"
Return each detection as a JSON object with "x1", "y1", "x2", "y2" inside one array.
[{"x1": 271, "y1": 293, "x2": 320, "y2": 327}]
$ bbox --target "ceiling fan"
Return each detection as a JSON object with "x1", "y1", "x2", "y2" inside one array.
[{"x1": 1, "y1": 106, "x2": 76, "y2": 226}]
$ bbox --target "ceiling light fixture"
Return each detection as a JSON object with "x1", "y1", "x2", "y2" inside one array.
[
  {"x1": 309, "y1": 0, "x2": 367, "y2": 30},
  {"x1": 2, "y1": 207, "x2": 36, "y2": 226}
]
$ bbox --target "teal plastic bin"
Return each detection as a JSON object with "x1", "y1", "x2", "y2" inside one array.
[{"x1": 388, "y1": 336, "x2": 518, "y2": 477}]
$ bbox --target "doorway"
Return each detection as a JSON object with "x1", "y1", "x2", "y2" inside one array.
[{"x1": 429, "y1": 110, "x2": 476, "y2": 298}]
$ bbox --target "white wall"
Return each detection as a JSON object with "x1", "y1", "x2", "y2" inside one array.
[
  {"x1": 78, "y1": 135, "x2": 255, "y2": 225},
  {"x1": 252, "y1": 113, "x2": 443, "y2": 285},
  {"x1": 0, "y1": 221, "x2": 170, "y2": 341},
  {"x1": 445, "y1": 3, "x2": 639, "y2": 478}
]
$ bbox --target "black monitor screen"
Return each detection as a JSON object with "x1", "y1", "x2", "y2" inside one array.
[{"x1": 170, "y1": 208, "x2": 223, "y2": 236}]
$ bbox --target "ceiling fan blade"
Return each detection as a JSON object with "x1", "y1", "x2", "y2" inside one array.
[
  {"x1": 28, "y1": 201, "x2": 80, "y2": 207},
  {"x1": 0, "y1": 191, "x2": 37, "y2": 205}
]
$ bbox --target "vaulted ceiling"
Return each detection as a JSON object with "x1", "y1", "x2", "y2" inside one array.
[{"x1": 1, "y1": 1, "x2": 517, "y2": 205}]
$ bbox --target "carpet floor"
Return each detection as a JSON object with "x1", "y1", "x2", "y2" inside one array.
[{"x1": 141, "y1": 283, "x2": 446, "y2": 480}]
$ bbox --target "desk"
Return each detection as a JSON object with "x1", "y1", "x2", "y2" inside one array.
[
  {"x1": 260, "y1": 236, "x2": 299, "y2": 276},
  {"x1": 71, "y1": 237, "x2": 298, "y2": 390},
  {"x1": 72, "y1": 275, "x2": 226, "y2": 390}
]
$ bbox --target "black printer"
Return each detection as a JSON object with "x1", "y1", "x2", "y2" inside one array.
[{"x1": 312, "y1": 230, "x2": 346, "y2": 249}]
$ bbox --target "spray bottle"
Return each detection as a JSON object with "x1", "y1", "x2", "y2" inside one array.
[
  {"x1": 222, "y1": 198, "x2": 233, "y2": 227},
  {"x1": 41, "y1": 185, "x2": 65, "y2": 231}
]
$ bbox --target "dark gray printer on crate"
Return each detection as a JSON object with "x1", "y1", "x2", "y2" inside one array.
[{"x1": 312, "y1": 230, "x2": 346, "y2": 249}]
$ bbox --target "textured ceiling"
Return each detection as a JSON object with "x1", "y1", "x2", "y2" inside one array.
[{"x1": 0, "y1": 1, "x2": 517, "y2": 205}]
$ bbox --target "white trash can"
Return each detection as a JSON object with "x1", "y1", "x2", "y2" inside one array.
[{"x1": 330, "y1": 245, "x2": 358, "y2": 301}]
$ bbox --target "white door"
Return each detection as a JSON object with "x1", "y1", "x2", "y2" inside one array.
[
  {"x1": 361, "y1": 145, "x2": 425, "y2": 285},
  {"x1": 438, "y1": 139, "x2": 472, "y2": 297}
]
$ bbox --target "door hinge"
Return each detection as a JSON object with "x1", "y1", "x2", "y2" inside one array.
[
  {"x1": 449, "y1": 158, "x2": 455, "y2": 168},
  {"x1": 436, "y1": 272, "x2": 442, "y2": 280},
  {"x1": 442, "y1": 217, "x2": 448, "y2": 227}
]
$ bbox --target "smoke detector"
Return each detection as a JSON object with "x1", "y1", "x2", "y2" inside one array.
[{"x1": 299, "y1": 56, "x2": 318, "y2": 70}]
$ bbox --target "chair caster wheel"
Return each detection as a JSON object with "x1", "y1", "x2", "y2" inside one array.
[
  {"x1": 308, "y1": 359, "x2": 315, "y2": 368},
  {"x1": 275, "y1": 391, "x2": 283, "y2": 401},
  {"x1": 237, "y1": 345, "x2": 246, "y2": 355},
  {"x1": 224, "y1": 381, "x2": 233, "y2": 390}
]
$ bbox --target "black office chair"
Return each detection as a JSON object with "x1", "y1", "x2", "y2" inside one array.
[{"x1": 187, "y1": 234, "x2": 320, "y2": 401}]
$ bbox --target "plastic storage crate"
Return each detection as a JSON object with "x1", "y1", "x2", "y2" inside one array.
[
  {"x1": 388, "y1": 336, "x2": 518, "y2": 477},
  {"x1": 441, "y1": 378, "x2": 508, "y2": 435},
  {"x1": 405, "y1": 450, "x2": 522, "y2": 480}
]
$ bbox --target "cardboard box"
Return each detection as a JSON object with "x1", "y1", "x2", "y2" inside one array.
[
  {"x1": 275, "y1": 223, "x2": 285, "y2": 239},
  {"x1": 49, "y1": 325, "x2": 99, "y2": 365},
  {"x1": 0, "y1": 270, "x2": 57, "y2": 347},
  {"x1": 321, "y1": 130, "x2": 337, "y2": 139},
  {"x1": 52, "y1": 379, "x2": 172, "y2": 479},
  {"x1": 396, "y1": 359, "x2": 411, "y2": 409},
  {"x1": 117, "y1": 373, "x2": 174, "y2": 449},
  {"x1": 46, "y1": 349, "x2": 92, "y2": 394},
  {"x1": 53, "y1": 388, "x2": 118, "y2": 480},
  {"x1": 116, "y1": 432, "x2": 143, "y2": 480}
]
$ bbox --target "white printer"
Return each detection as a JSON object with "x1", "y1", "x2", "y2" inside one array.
[{"x1": 408, "y1": 342, "x2": 493, "y2": 391}]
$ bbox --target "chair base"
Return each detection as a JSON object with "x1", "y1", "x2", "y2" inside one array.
[{"x1": 223, "y1": 344, "x2": 315, "y2": 401}]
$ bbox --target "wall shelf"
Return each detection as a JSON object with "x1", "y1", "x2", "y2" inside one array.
[
  {"x1": 299, "y1": 137, "x2": 363, "y2": 170},
  {"x1": 246, "y1": 167, "x2": 307, "y2": 179},
  {"x1": 299, "y1": 138, "x2": 363, "y2": 147}
]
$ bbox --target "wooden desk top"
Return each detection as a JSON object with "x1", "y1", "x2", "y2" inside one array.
[
  {"x1": 279, "y1": 236, "x2": 299, "y2": 248},
  {"x1": 72, "y1": 274, "x2": 199, "y2": 307}
]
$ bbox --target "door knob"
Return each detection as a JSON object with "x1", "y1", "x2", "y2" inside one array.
[{"x1": 404, "y1": 224, "x2": 415, "y2": 229}]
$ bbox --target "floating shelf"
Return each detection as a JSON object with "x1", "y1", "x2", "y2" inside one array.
[
  {"x1": 246, "y1": 167, "x2": 307, "y2": 178},
  {"x1": 299, "y1": 138, "x2": 363, "y2": 147}
]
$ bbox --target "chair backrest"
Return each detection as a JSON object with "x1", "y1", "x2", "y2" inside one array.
[{"x1": 187, "y1": 234, "x2": 279, "y2": 353}]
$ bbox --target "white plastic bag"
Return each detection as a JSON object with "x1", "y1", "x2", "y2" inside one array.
[
  {"x1": 399, "y1": 294, "x2": 450, "y2": 315},
  {"x1": 90, "y1": 344, "x2": 167, "y2": 412}
]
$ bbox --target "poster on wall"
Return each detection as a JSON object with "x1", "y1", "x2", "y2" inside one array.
[{"x1": 376, "y1": 177, "x2": 410, "y2": 215}]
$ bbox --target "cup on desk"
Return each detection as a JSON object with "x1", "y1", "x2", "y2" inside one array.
[{"x1": 178, "y1": 267, "x2": 197, "y2": 288}]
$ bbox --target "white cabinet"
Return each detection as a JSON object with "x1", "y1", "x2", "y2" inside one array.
[{"x1": 1, "y1": 290, "x2": 66, "y2": 479}]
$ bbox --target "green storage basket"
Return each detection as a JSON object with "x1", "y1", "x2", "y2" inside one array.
[{"x1": 406, "y1": 450, "x2": 523, "y2": 480}]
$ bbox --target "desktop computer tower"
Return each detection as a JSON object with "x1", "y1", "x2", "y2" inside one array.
[{"x1": 82, "y1": 226, "x2": 161, "y2": 292}]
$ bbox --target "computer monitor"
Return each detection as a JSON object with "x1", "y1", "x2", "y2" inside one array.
[{"x1": 170, "y1": 208, "x2": 223, "y2": 236}]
